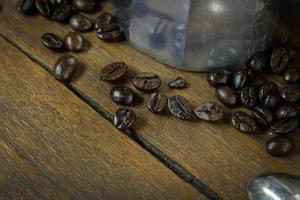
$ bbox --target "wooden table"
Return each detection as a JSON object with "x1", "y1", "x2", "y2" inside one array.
[{"x1": 0, "y1": 1, "x2": 299, "y2": 199}]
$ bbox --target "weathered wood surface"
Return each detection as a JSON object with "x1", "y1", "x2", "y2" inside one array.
[
  {"x1": 0, "y1": 37, "x2": 205, "y2": 200},
  {"x1": 0, "y1": 1, "x2": 299, "y2": 199}
]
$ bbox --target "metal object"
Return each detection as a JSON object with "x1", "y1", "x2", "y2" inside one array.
[{"x1": 247, "y1": 173, "x2": 300, "y2": 200}]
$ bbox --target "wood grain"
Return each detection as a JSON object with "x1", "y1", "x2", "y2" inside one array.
[
  {"x1": 0, "y1": 37, "x2": 205, "y2": 200},
  {"x1": 0, "y1": 1, "x2": 300, "y2": 199}
]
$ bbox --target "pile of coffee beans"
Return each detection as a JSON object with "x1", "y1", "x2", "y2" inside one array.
[{"x1": 207, "y1": 47, "x2": 299, "y2": 157}]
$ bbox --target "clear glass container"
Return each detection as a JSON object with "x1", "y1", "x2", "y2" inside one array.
[{"x1": 112, "y1": 0, "x2": 298, "y2": 72}]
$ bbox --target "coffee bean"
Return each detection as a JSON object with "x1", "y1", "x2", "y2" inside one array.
[
  {"x1": 96, "y1": 27, "x2": 124, "y2": 42},
  {"x1": 64, "y1": 32, "x2": 84, "y2": 52},
  {"x1": 168, "y1": 95, "x2": 192, "y2": 120},
  {"x1": 232, "y1": 69, "x2": 247, "y2": 90},
  {"x1": 110, "y1": 86, "x2": 135, "y2": 105},
  {"x1": 249, "y1": 53, "x2": 268, "y2": 72},
  {"x1": 240, "y1": 87, "x2": 257, "y2": 108},
  {"x1": 16, "y1": 0, "x2": 35, "y2": 14},
  {"x1": 281, "y1": 86, "x2": 300, "y2": 103},
  {"x1": 263, "y1": 93, "x2": 281, "y2": 108},
  {"x1": 113, "y1": 108, "x2": 135, "y2": 130},
  {"x1": 52, "y1": 3, "x2": 74, "y2": 22},
  {"x1": 53, "y1": 55, "x2": 78, "y2": 81},
  {"x1": 73, "y1": 0, "x2": 97, "y2": 12},
  {"x1": 94, "y1": 12, "x2": 117, "y2": 31},
  {"x1": 276, "y1": 105, "x2": 297, "y2": 119},
  {"x1": 245, "y1": 70, "x2": 265, "y2": 89},
  {"x1": 70, "y1": 14, "x2": 93, "y2": 32},
  {"x1": 271, "y1": 48, "x2": 290, "y2": 74},
  {"x1": 259, "y1": 82, "x2": 279, "y2": 108},
  {"x1": 231, "y1": 111, "x2": 257, "y2": 134},
  {"x1": 55, "y1": 0, "x2": 72, "y2": 5},
  {"x1": 168, "y1": 77, "x2": 187, "y2": 89},
  {"x1": 266, "y1": 136, "x2": 294, "y2": 157},
  {"x1": 147, "y1": 93, "x2": 168, "y2": 113},
  {"x1": 41, "y1": 33, "x2": 64, "y2": 51},
  {"x1": 194, "y1": 102, "x2": 224, "y2": 121},
  {"x1": 133, "y1": 72, "x2": 161, "y2": 92},
  {"x1": 100, "y1": 62, "x2": 128, "y2": 82},
  {"x1": 268, "y1": 118, "x2": 299, "y2": 135},
  {"x1": 252, "y1": 106, "x2": 273, "y2": 126},
  {"x1": 284, "y1": 68, "x2": 300, "y2": 84},
  {"x1": 35, "y1": 0, "x2": 54, "y2": 17},
  {"x1": 215, "y1": 86, "x2": 238, "y2": 107},
  {"x1": 207, "y1": 70, "x2": 231, "y2": 87}
]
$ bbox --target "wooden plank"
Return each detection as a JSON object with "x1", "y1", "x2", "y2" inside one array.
[
  {"x1": 0, "y1": 37, "x2": 204, "y2": 200},
  {"x1": 1, "y1": 1, "x2": 300, "y2": 199}
]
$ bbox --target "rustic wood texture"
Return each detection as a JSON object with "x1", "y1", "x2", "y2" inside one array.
[
  {"x1": 0, "y1": 37, "x2": 205, "y2": 200},
  {"x1": 0, "y1": 1, "x2": 300, "y2": 199}
]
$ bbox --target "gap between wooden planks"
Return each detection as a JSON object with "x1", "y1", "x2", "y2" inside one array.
[{"x1": 0, "y1": 1, "x2": 300, "y2": 199}]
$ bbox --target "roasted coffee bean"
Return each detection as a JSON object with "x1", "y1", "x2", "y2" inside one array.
[
  {"x1": 73, "y1": 0, "x2": 97, "y2": 12},
  {"x1": 64, "y1": 32, "x2": 84, "y2": 52},
  {"x1": 249, "y1": 53, "x2": 268, "y2": 72},
  {"x1": 35, "y1": 0, "x2": 54, "y2": 17},
  {"x1": 194, "y1": 102, "x2": 224, "y2": 121},
  {"x1": 100, "y1": 62, "x2": 128, "y2": 82},
  {"x1": 168, "y1": 95, "x2": 192, "y2": 120},
  {"x1": 133, "y1": 72, "x2": 161, "y2": 92},
  {"x1": 231, "y1": 111, "x2": 257, "y2": 134},
  {"x1": 263, "y1": 93, "x2": 280, "y2": 108},
  {"x1": 16, "y1": 0, "x2": 35, "y2": 14},
  {"x1": 113, "y1": 108, "x2": 135, "y2": 130},
  {"x1": 245, "y1": 70, "x2": 265, "y2": 89},
  {"x1": 41, "y1": 33, "x2": 64, "y2": 51},
  {"x1": 240, "y1": 87, "x2": 257, "y2": 108},
  {"x1": 259, "y1": 82, "x2": 278, "y2": 103},
  {"x1": 215, "y1": 86, "x2": 238, "y2": 107},
  {"x1": 52, "y1": 3, "x2": 74, "y2": 22},
  {"x1": 284, "y1": 68, "x2": 300, "y2": 84},
  {"x1": 281, "y1": 86, "x2": 300, "y2": 103},
  {"x1": 168, "y1": 77, "x2": 187, "y2": 89},
  {"x1": 276, "y1": 105, "x2": 297, "y2": 119},
  {"x1": 266, "y1": 136, "x2": 294, "y2": 157},
  {"x1": 94, "y1": 12, "x2": 117, "y2": 31},
  {"x1": 70, "y1": 14, "x2": 93, "y2": 32},
  {"x1": 55, "y1": 0, "x2": 72, "y2": 5},
  {"x1": 96, "y1": 27, "x2": 124, "y2": 42},
  {"x1": 207, "y1": 70, "x2": 231, "y2": 87},
  {"x1": 147, "y1": 93, "x2": 168, "y2": 113},
  {"x1": 268, "y1": 118, "x2": 299, "y2": 135},
  {"x1": 232, "y1": 69, "x2": 247, "y2": 90},
  {"x1": 252, "y1": 106, "x2": 273, "y2": 126},
  {"x1": 271, "y1": 48, "x2": 290, "y2": 74},
  {"x1": 53, "y1": 55, "x2": 78, "y2": 81},
  {"x1": 110, "y1": 86, "x2": 135, "y2": 105}
]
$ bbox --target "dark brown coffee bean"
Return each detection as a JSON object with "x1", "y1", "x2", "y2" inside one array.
[
  {"x1": 266, "y1": 136, "x2": 294, "y2": 157},
  {"x1": 73, "y1": 0, "x2": 96, "y2": 12},
  {"x1": 284, "y1": 68, "x2": 300, "y2": 84},
  {"x1": 281, "y1": 86, "x2": 300, "y2": 103},
  {"x1": 232, "y1": 69, "x2": 247, "y2": 90},
  {"x1": 263, "y1": 93, "x2": 281, "y2": 108},
  {"x1": 56, "y1": 0, "x2": 72, "y2": 5},
  {"x1": 147, "y1": 93, "x2": 168, "y2": 113},
  {"x1": 64, "y1": 32, "x2": 84, "y2": 52},
  {"x1": 249, "y1": 53, "x2": 268, "y2": 72},
  {"x1": 41, "y1": 33, "x2": 64, "y2": 51},
  {"x1": 207, "y1": 70, "x2": 231, "y2": 87},
  {"x1": 271, "y1": 48, "x2": 290, "y2": 74},
  {"x1": 52, "y1": 3, "x2": 74, "y2": 22},
  {"x1": 70, "y1": 14, "x2": 93, "y2": 32},
  {"x1": 252, "y1": 106, "x2": 273, "y2": 126},
  {"x1": 259, "y1": 81, "x2": 278, "y2": 103},
  {"x1": 168, "y1": 95, "x2": 192, "y2": 120},
  {"x1": 113, "y1": 108, "x2": 135, "y2": 130},
  {"x1": 100, "y1": 62, "x2": 128, "y2": 82},
  {"x1": 133, "y1": 72, "x2": 161, "y2": 92},
  {"x1": 94, "y1": 12, "x2": 117, "y2": 31},
  {"x1": 215, "y1": 86, "x2": 238, "y2": 107},
  {"x1": 231, "y1": 111, "x2": 257, "y2": 134},
  {"x1": 53, "y1": 55, "x2": 78, "y2": 81},
  {"x1": 240, "y1": 87, "x2": 257, "y2": 108},
  {"x1": 245, "y1": 70, "x2": 265, "y2": 89},
  {"x1": 96, "y1": 27, "x2": 124, "y2": 42},
  {"x1": 276, "y1": 105, "x2": 297, "y2": 119},
  {"x1": 35, "y1": 0, "x2": 54, "y2": 17},
  {"x1": 268, "y1": 118, "x2": 299, "y2": 135},
  {"x1": 168, "y1": 77, "x2": 187, "y2": 89},
  {"x1": 16, "y1": 0, "x2": 35, "y2": 14},
  {"x1": 194, "y1": 102, "x2": 224, "y2": 121},
  {"x1": 110, "y1": 86, "x2": 135, "y2": 105}
]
